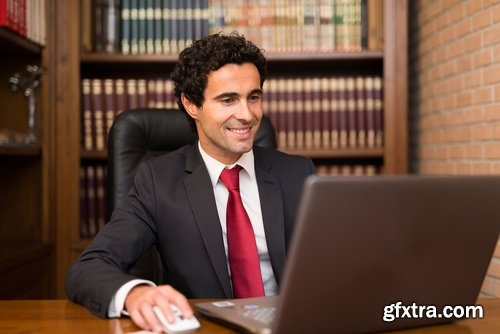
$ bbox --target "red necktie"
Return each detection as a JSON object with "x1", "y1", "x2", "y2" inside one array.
[{"x1": 219, "y1": 165, "x2": 265, "y2": 298}]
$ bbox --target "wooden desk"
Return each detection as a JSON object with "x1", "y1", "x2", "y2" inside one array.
[{"x1": 0, "y1": 299, "x2": 498, "y2": 333}]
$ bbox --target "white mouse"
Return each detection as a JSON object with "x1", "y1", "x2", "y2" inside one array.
[{"x1": 152, "y1": 304, "x2": 200, "y2": 333}]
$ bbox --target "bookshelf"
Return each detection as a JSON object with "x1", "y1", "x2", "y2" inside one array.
[
  {"x1": 0, "y1": 1, "x2": 53, "y2": 299},
  {"x1": 52, "y1": 0, "x2": 407, "y2": 297}
]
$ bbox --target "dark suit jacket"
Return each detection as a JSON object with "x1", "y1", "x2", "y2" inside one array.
[{"x1": 65, "y1": 144, "x2": 315, "y2": 318}]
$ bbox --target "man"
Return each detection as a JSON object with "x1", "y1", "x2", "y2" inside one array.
[{"x1": 65, "y1": 32, "x2": 315, "y2": 332}]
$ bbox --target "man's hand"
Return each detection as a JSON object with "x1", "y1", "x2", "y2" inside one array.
[{"x1": 124, "y1": 284, "x2": 193, "y2": 332}]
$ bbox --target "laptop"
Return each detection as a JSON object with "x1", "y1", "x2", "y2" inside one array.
[{"x1": 196, "y1": 175, "x2": 500, "y2": 334}]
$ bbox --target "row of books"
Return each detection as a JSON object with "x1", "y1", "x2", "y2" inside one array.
[
  {"x1": 0, "y1": 0, "x2": 46, "y2": 45},
  {"x1": 83, "y1": 0, "x2": 383, "y2": 55},
  {"x1": 81, "y1": 75, "x2": 384, "y2": 152},
  {"x1": 80, "y1": 164, "x2": 107, "y2": 239},
  {"x1": 79, "y1": 161, "x2": 378, "y2": 238},
  {"x1": 211, "y1": 0, "x2": 383, "y2": 53},
  {"x1": 316, "y1": 163, "x2": 380, "y2": 176}
]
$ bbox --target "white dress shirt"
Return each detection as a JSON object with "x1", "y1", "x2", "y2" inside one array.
[{"x1": 108, "y1": 143, "x2": 278, "y2": 317}]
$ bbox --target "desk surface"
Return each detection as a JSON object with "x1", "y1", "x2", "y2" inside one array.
[{"x1": 0, "y1": 298, "x2": 499, "y2": 334}]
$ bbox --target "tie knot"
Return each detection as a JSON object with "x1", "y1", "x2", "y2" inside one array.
[{"x1": 220, "y1": 165, "x2": 242, "y2": 191}]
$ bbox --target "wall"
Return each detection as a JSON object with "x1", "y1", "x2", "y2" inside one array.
[{"x1": 409, "y1": 0, "x2": 500, "y2": 297}]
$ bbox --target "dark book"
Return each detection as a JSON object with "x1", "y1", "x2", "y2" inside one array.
[
  {"x1": 320, "y1": 77, "x2": 331, "y2": 149},
  {"x1": 154, "y1": 0, "x2": 163, "y2": 54},
  {"x1": 104, "y1": 79, "x2": 116, "y2": 142},
  {"x1": 277, "y1": 78, "x2": 288, "y2": 150},
  {"x1": 162, "y1": 0, "x2": 170, "y2": 54},
  {"x1": 312, "y1": 77, "x2": 322, "y2": 149},
  {"x1": 130, "y1": 0, "x2": 139, "y2": 54},
  {"x1": 137, "y1": 79, "x2": 148, "y2": 107},
  {"x1": 355, "y1": 76, "x2": 367, "y2": 148},
  {"x1": 126, "y1": 79, "x2": 138, "y2": 109},
  {"x1": 79, "y1": 167, "x2": 89, "y2": 239},
  {"x1": 95, "y1": 165, "x2": 107, "y2": 233},
  {"x1": 373, "y1": 76, "x2": 383, "y2": 147},
  {"x1": 81, "y1": 0, "x2": 93, "y2": 52},
  {"x1": 93, "y1": 0, "x2": 104, "y2": 52},
  {"x1": 293, "y1": 79, "x2": 305, "y2": 150},
  {"x1": 303, "y1": 78, "x2": 314, "y2": 150},
  {"x1": 85, "y1": 165, "x2": 97, "y2": 238},
  {"x1": 145, "y1": 0, "x2": 155, "y2": 54},
  {"x1": 138, "y1": 0, "x2": 147, "y2": 53},
  {"x1": 115, "y1": 79, "x2": 127, "y2": 115},
  {"x1": 120, "y1": 0, "x2": 131, "y2": 54},
  {"x1": 365, "y1": 76, "x2": 375, "y2": 148},
  {"x1": 82, "y1": 79, "x2": 94, "y2": 151},
  {"x1": 91, "y1": 79, "x2": 106, "y2": 151},
  {"x1": 337, "y1": 77, "x2": 348, "y2": 148},
  {"x1": 170, "y1": 0, "x2": 178, "y2": 53},
  {"x1": 346, "y1": 76, "x2": 357, "y2": 148},
  {"x1": 329, "y1": 77, "x2": 339, "y2": 149},
  {"x1": 285, "y1": 78, "x2": 296, "y2": 150}
]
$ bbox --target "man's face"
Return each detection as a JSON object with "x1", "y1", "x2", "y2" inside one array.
[{"x1": 186, "y1": 62, "x2": 263, "y2": 164}]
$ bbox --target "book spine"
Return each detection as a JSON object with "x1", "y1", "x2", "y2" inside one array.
[
  {"x1": 330, "y1": 77, "x2": 339, "y2": 149},
  {"x1": 154, "y1": 0, "x2": 163, "y2": 54},
  {"x1": 285, "y1": 78, "x2": 296, "y2": 150},
  {"x1": 81, "y1": 0, "x2": 93, "y2": 52},
  {"x1": 138, "y1": 0, "x2": 147, "y2": 54},
  {"x1": 373, "y1": 76, "x2": 383, "y2": 147},
  {"x1": 338, "y1": 77, "x2": 348, "y2": 148},
  {"x1": 346, "y1": 76, "x2": 357, "y2": 148},
  {"x1": 162, "y1": 0, "x2": 171, "y2": 54},
  {"x1": 365, "y1": 76, "x2": 375, "y2": 148},
  {"x1": 303, "y1": 78, "x2": 313, "y2": 150},
  {"x1": 93, "y1": 0, "x2": 104, "y2": 52},
  {"x1": 82, "y1": 79, "x2": 94, "y2": 151},
  {"x1": 85, "y1": 165, "x2": 97, "y2": 238},
  {"x1": 130, "y1": 0, "x2": 139, "y2": 54},
  {"x1": 137, "y1": 79, "x2": 147, "y2": 107},
  {"x1": 79, "y1": 166, "x2": 89, "y2": 239},
  {"x1": 126, "y1": 79, "x2": 138, "y2": 109},
  {"x1": 95, "y1": 165, "x2": 107, "y2": 233},
  {"x1": 312, "y1": 77, "x2": 322, "y2": 149},
  {"x1": 294, "y1": 78, "x2": 304, "y2": 150},
  {"x1": 102, "y1": 0, "x2": 120, "y2": 53},
  {"x1": 145, "y1": 0, "x2": 155, "y2": 54},
  {"x1": 320, "y1": 77, "x2": 330, "y2": 148},
  {"x1": 277, "y1": 78, "x2": 287, "y2": 149},
  {"x1": 355, "y1": 75, "x2": 366, "y2": 148},
  {"x1": 115, "y1": 79, "x2": 127, "y2": 115},
  {"x1": 121, "y1": 0, "x2": 131, "y2": 54},
  {"x1": 104, "y1": 79, "x2": 116, "y2": 142},
  {"x1": 91, "y1": 79, "x2": 106, "y2": 151}
]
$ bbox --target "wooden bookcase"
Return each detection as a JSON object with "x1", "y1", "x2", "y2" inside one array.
[
  {"x1": 0, "y1": 7, "x2": 53, "y2": 298},
  {"x1": 52, "y1": 0, "x2": 407, "y2": 297}
]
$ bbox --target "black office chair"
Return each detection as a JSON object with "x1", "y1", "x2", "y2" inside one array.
[{"x1": 107, "y1": 108, "x2": 277, "y2": 283}]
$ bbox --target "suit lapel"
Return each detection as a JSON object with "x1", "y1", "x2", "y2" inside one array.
[
  {"x1": 254, "y1": 149, "x2": 286, "y2": 284},
  {"x1": 183, "y1": 146, "x2": 233, "y2": 297}
]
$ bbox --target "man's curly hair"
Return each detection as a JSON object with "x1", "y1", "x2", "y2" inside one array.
[{"x1": 170, "y1": 32, "x2": 267, "y2": 130}]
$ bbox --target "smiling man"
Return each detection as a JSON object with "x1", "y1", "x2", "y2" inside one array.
[{"x1": 65, "y1": 32, "x2": 315, "y2": 332}]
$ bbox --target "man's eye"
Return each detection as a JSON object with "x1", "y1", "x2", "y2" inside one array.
[
  {"x1": 249, "y1": 95, "x2": 262, "y2": 102},
  {"x1": 221, "y1": 97, "x2": 235, "y2": 104}
]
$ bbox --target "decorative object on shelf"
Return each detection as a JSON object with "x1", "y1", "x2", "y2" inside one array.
[{"x1": 8, "y1": 65, "x2": 43, "y2": 144}]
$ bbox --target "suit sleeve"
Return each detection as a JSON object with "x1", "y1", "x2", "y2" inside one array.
[{"x1": 65, "y1": 160, "x2": 159, "y2": 318}]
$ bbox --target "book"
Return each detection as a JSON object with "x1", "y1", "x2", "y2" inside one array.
[
  {"x1": 91, "y1": 79, "x2": 106, "y2": 151},
  {"x1": 102, "y1": 0, "x2": 120, "y2": 53},
  {"x1": 82, "y1": 79, "x2": 94, "y2": 151}
]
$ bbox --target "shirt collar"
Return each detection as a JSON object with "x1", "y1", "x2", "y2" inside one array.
[{"x1": 198, "y1": 142, "x2": 256, "y2": 188}]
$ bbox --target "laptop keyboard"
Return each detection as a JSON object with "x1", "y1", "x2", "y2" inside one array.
[{"x1": 239, "y1": 307, "x2": 276, "y2": 325}]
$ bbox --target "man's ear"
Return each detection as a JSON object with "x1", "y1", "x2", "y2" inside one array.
[{"x1": 181, "y1": 93, "x2": 198, "y2": 120}]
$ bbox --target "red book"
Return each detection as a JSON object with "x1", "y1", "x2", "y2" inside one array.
[
  {"x1": 346, "y1": 77, "x2": 357, "y2": 148},
  {"x1": 337, "y1": 77, "x2": 348, "y2": 148},
  {"x1": 285, "y1": 78, "x2": 296, "y2": 150},
  {"x1": 373, "y1": 76, "x2": 383, "y2": 147},
  {"x1": 365, "y1": 76, "x2": 376, "y2": 148},
  {"x1": 293, "y1": 79, "x2": 305, "y2": 150},
  {"x1": 320, "y1": 77, "x2": 331, "y2": 149},
  {"x1": 329, "y1": 77, "x2": 339, "y2": 149},
  {"x1": 115, "y1": 79, "x2": 127, "y2": 115},
  {"x1": 137, "y1": 79, "x2": 147, "y2": 108},
  {"x1": 104, "y1": 79, "x2": 116, "y2": 144},
  {"x1": 303, "y1": 78, "x2": 314, "y2": 150},
  {"x1": 126, "y1": 79, "x2": 138, "y2": 109},
  {"x1": 95, "y1": 165, "x2": 107, "y2": 232},
  {"x1": 265, "y1": 78, "x2": 280, "y2": 144},
  {"x1": 91, "y1": 79, "x2": 106, "y2": 151},
  {"x1": 312, "y1": 78, "x2": 322, "y2": 149},
  {"x1": 82, "y1": 79, "x2": 94, "y2": 151},
  {"x1": 85, "y1": 165, "x2": 97, "y2": 238},
  {"x1": 277, "y1": 78, "x2": 287, "y2": 150},
  {"x1": 355, "y1": 76, "x2": 366, "y2": 148}
]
